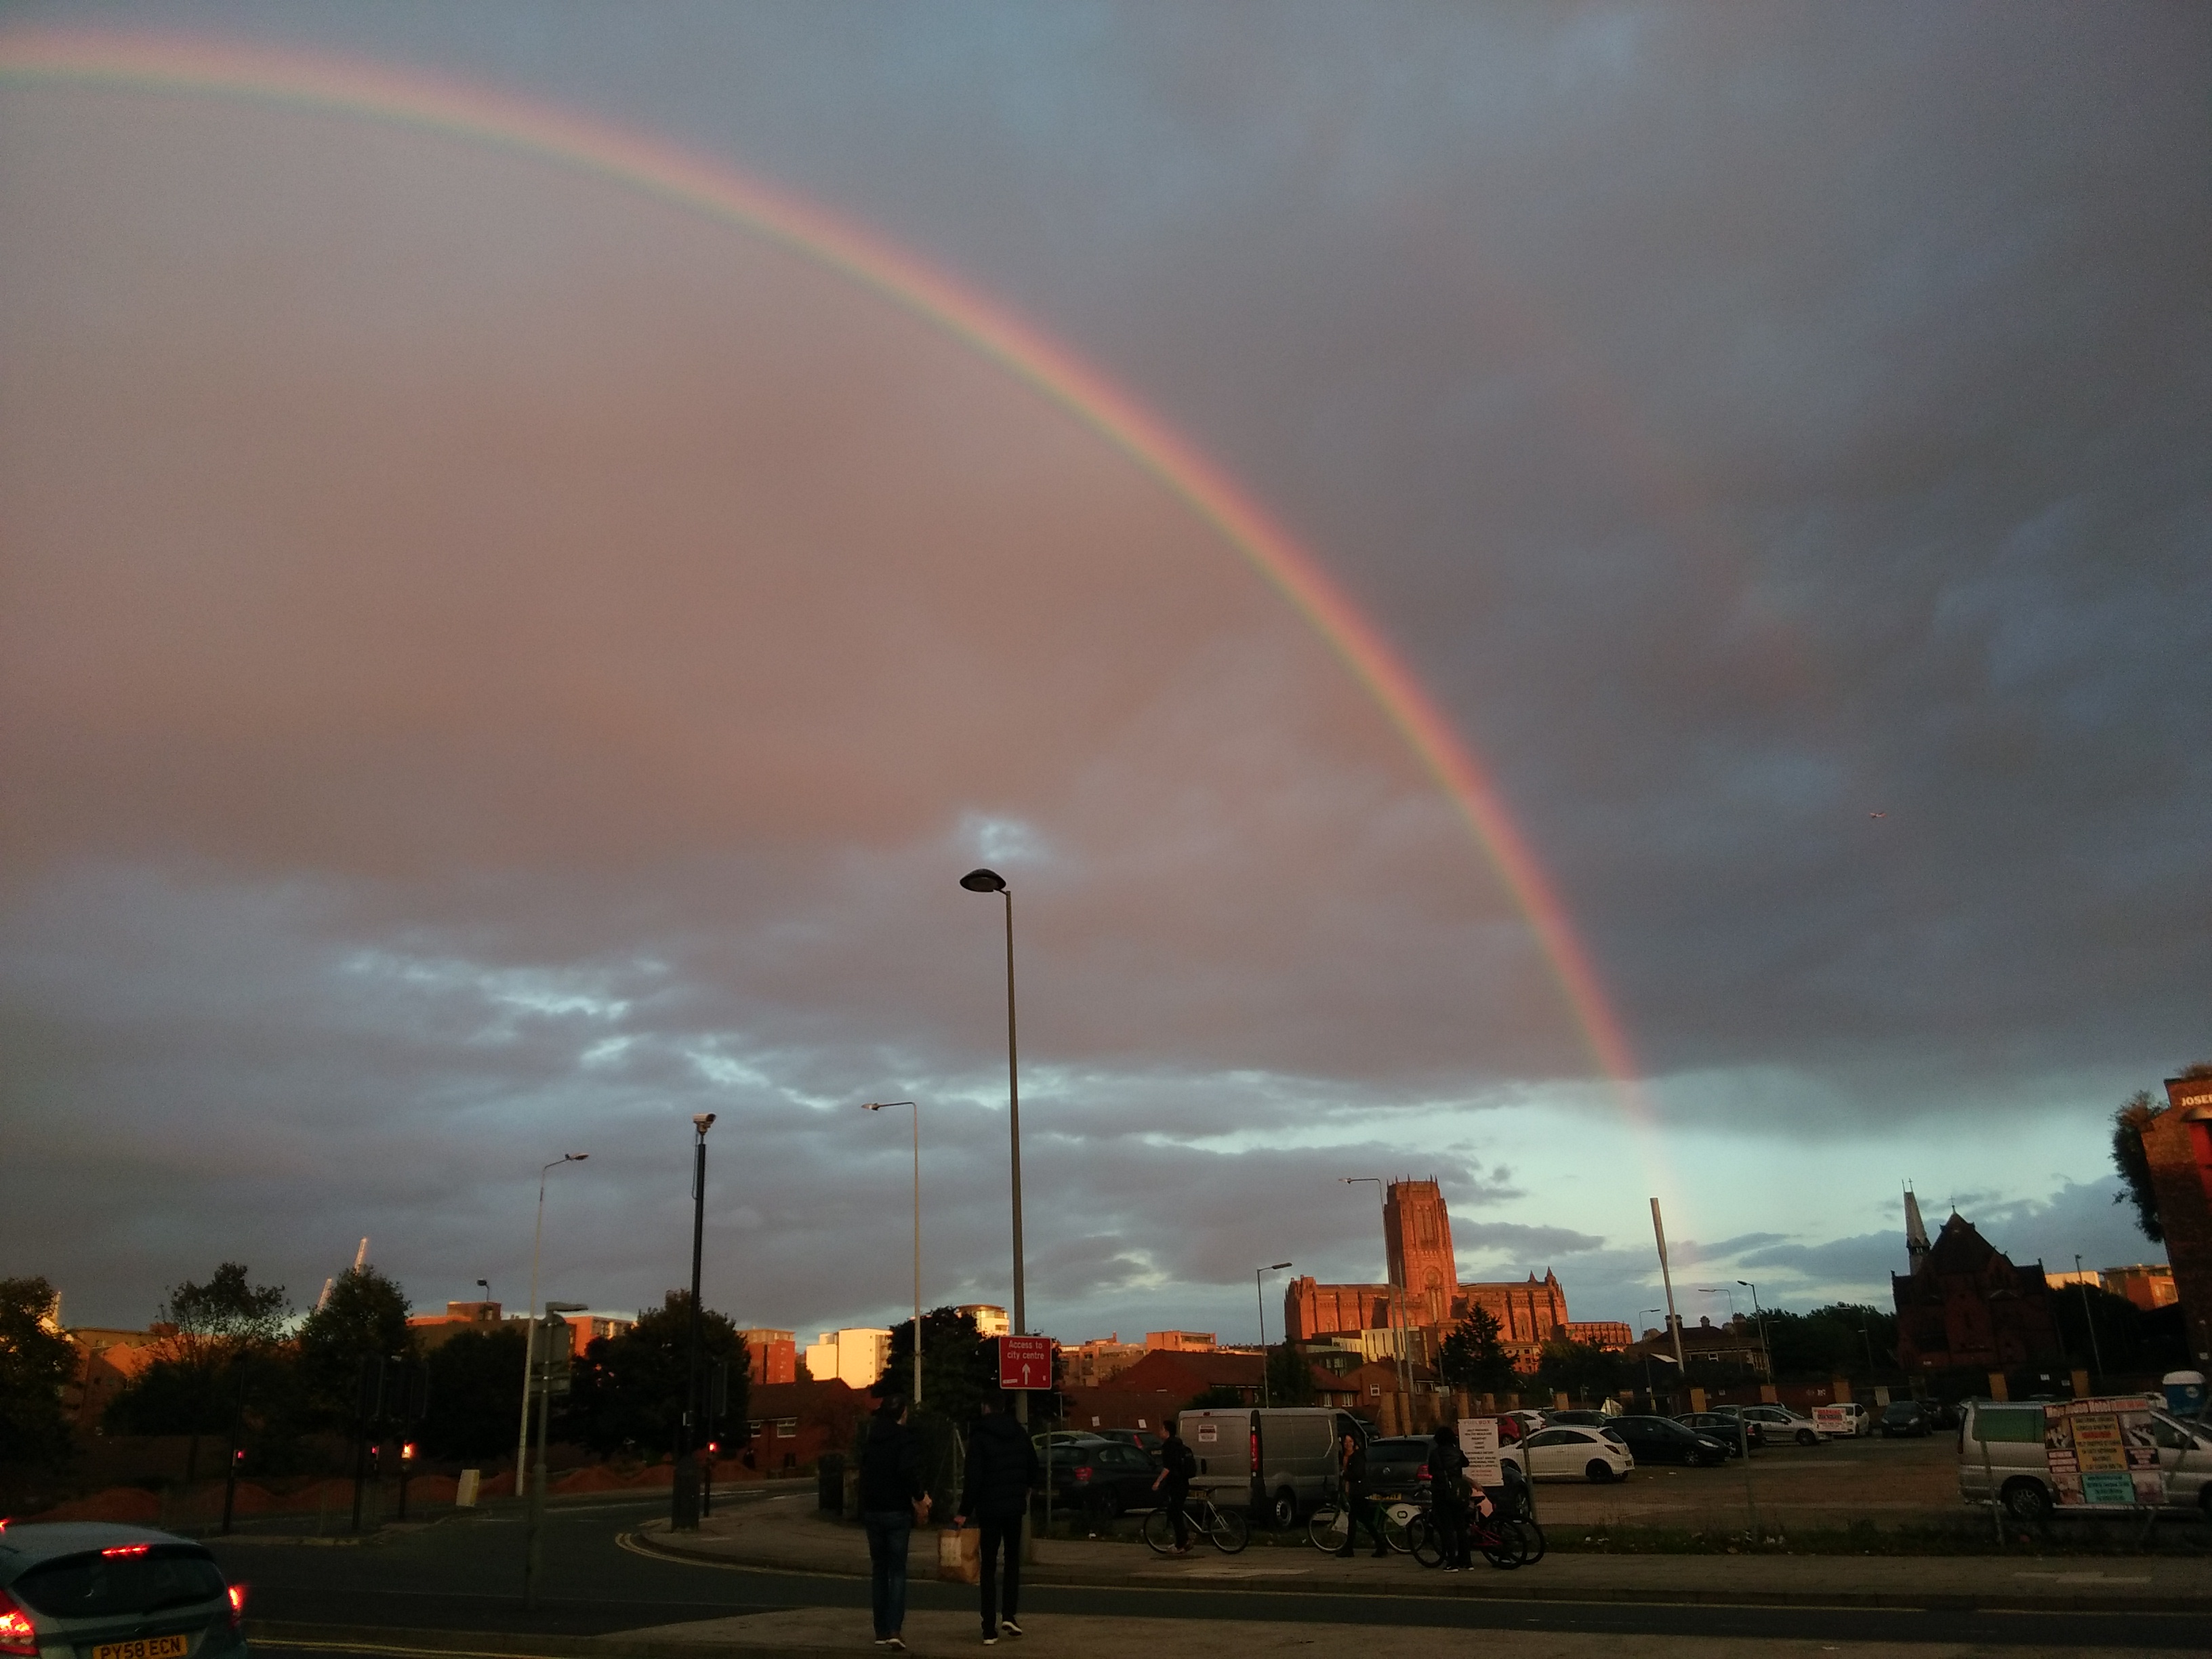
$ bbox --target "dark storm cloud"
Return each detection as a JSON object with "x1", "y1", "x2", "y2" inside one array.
[{"x1": 3, "y1": 2, "x2": 2205, "y2": 1336}]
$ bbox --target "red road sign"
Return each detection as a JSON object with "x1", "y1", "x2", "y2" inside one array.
[{"x1": 996, "y1": 1335, "x2": 1054, "y2": 1391}]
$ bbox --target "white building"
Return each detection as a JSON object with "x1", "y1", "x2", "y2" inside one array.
[
  {"x1": 803, "y1": 1326, "x2": 892, "y2": 1390},
  {"x1": 958, "y1": 1304, "x2": 1010, "y2": 1338}
]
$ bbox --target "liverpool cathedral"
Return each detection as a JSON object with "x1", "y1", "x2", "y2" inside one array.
[{"x1": 1282, "y1": 1179, "x2": 1630, "y2": 1370}]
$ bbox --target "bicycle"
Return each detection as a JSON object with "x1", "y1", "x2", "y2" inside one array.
[
  {"x1": 1141, "y1": 1491, "x2": 1250, "y2": 1555},
  {"x1": 1305, "y1": 1496, "x2": 1416, "y2": 1554},
  {"x1": 1406, "y1": 1505, "x2": 1540, "y2": 1570}
]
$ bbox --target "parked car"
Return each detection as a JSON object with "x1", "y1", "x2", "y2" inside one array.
[
  {"x1": 1879, "y1": 1400, "x2": 1933, "y2": 1438},
  {"x1": 1675, "y1": 1410, "x2": 1757, "y2": 1453},
  {"x1": 1544, "y1": 1408, "x2": 1615, "y2": 1427},
  {"x1": 1608, "y1": 1415, "x2": 1730, "y2": 1467},
  {"x1": 0, "y1": 1523, "x2": 248, "y2": 1659},
  {"x1": 1093, "y1": 1427, "x2": 1164, "y2": 1463},
  {"x1": 1738, "y1": 1404, "x2": 1824, "y2": 1446},
  {"x1": 1040, "y1": 1435, "x2": 1159, "y2": 1519},
  {"x1": 1361, "y1": 1435, "x2": 1434, "y2": 1503},
  {"x1": 1957, "y1": 1398, "x2": 2212, "y2": 1522},
  {"x1": 1521, "y1": 1424, "x2": 1635, "y2": 1483},
  {"x1": 1816, "y1": 1402, "x2": 1874, "y2": 1437}
]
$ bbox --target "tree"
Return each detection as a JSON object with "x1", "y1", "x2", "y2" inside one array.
[
  {"x1": 0, "y1": 1275, "x2": 77, "y2": 1465},
  {"x1": 2112, "y1": 1090, "x2": 2167, "y2": 1244},
  {"x1": 1265, "y1": 1343, "x2": 1316, "y2": 1406},
  {"x1": 563, "y1": 1290, "x2": 745, "y2": 1457},
  {"x1": 419, "y1": 1326, "x2": 528, "y2": 1461},
  {"x1": 1761, "y1": 1304, "x2": 1894, "y2": 1380},
  {"x1": 1534, "y1": 1338, "x2": 1628, "y2": 1405},
  {"x1": 881, "y1": 1307, "x2": 990, "y2": 1424},
  {"x1": 294, "y1": 1265, "x2": 412, "y2": 1429},
  {"x1": 1185, "y1": 1384, "x2": 1244, "y2": 1410},
  {"x1": 108, "y1": 1264, "x2": 291, "y2": 1441},
  {"x1": 1437, "y1": 1307, "x2": 1517, "y2": 1395}
]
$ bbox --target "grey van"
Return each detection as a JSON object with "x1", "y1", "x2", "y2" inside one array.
[
  {"x1": 1957, "y1": 1399, "x2": 2212, "y2": 1521},
  {"x1": 1176, "y1": 1407, "x2": 1364, "y2": 1528}
]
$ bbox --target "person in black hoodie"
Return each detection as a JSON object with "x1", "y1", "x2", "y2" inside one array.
[
  {"x1": 956, "y1": 1391, "x2": 1039, "y2": 1643},
  {"x1": 858, "y1": 1394, "x2": 929, "y2": 1650}
]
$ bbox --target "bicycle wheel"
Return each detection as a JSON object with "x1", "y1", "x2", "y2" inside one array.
[
  {"x1": 1407, "y1": 1515, "x2": 1443, "y2": 1568},
  {"x1": 1380, "y1": 1503, "x2": 1415, "y2": 1554},
  {"x1": 1306, "y1": 1503, "x2": 1349, "y2": 1553},
  {"x1": 1141, "y1": 1508, "x2": 1183, "y2": 1556},
  {"x1": 1506, "y1": 1517, "x2": 1545, "y2": 1565},
  {"x1": 1204, "y1": 1503, "x2": 1250, "y2": 1555},
  {"x1": 1474, "y1": 1522, "x2": 1519, "y2": 1570}
]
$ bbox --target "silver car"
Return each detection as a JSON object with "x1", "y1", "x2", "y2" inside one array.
[{"x1": 0, "y1": 1523, "x2": 247, "y2": 1659}]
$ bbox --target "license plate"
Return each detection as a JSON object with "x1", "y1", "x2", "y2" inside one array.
[{"x1": 93, "y1": 1635, "x2": 190, "y2": 1659}]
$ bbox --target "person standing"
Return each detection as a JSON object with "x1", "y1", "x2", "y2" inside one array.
[
  {"x1": 1428, "y1": 1421, "x2": 1471, "y2": 1571},
  {"x1": 1151, "y1": 1420, "x2": 1197, "y2": 1553},
  {"x1": 956, "y1": 1391, "x2": 1039, "y2": 1644},
  {"x1": 1334, "y1": 1426, "x2": 1386, "y2": 1557},
  {"x1": 858, "y1": 1393, "x2": 930, "y2": 1652}
]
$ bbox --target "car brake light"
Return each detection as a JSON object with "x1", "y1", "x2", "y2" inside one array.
[
  {"x1": 1075, "y1": 1466, "x2": 1092, "y2": 1481},
  {"x1": 227, "y1": 1584, "x2": 249, "y2": 1629},
  {"x1": 1250, "y1": 1425, "x2": 1259, "y2": 1473},
  {"x1": 0, "y1": 1589, "x2": 37, "y2": 1657},
  {"x1": 100, "y1": 1544, "x2": 151, "y2": 1558},
  {"x1": 1416, "y1": 1464, "x2": 1429, "y2": 1480}
]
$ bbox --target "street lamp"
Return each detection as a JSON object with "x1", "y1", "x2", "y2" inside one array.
[
  {"x1": 672, "y1": 1113, "x2": 716, "y2": 1532},
  {"x1": 960, "y1": 867, "x2": 1027, "y2": 1425},
  {"x1": 1342, "y1": 1179, "x2": 1411, "y2": 1403},
  {"x1": 514, "y1": 1153, "x2": 587, "y2": 1498},
  {"x1": 864, "y1": 1101, "x2": 924, "y2": 1405},
  {"x1": 1736, "y1": 1282, "x2": 1773, "y2": 1383},
  {"x1": 2074, "y1": 1254, "x2": 2105, "y2": 1386},
  {"x1": 1256, "y1": 1262, "x2": 1293, "y2": 1407},
  {"x1": 525, "y1": 1298, "x2": 588, "y2": 1608},
  {"x1": 1698, "y1": 1285, "x2": 1740, "y2": 1320}
]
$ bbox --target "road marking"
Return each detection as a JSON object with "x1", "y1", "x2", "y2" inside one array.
[{"x1": 257, "y1": 1641, "x2": 570, "y2": 1659}]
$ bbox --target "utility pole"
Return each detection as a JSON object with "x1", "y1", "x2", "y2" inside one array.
[
  {"x1": 672, "y1": 1113, "x2": 715, "y2": 1531},
  {"x1": 2074, "y1": 1255, "x2": 2105, "y2": 1385},
  {"x1": 1650, "y1": 1199, "x2": 1686, "y2": 1404}
]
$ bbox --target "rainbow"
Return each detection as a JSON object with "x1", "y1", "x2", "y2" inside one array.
[{"x1": 0, "y1": 26, "x2": 1653, "y2": 1118}]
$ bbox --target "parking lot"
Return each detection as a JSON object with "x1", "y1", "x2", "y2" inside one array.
[{"x1": 1522, "y1": 1429, "x2": 1960, "y2": 1536}]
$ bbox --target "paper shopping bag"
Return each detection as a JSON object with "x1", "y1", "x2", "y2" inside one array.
[{"x1": 937, "y1": 1525, "x2": 981, "y2": 1584}]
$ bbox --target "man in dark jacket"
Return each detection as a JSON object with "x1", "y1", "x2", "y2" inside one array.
[
  {"x1": 956, "y1": 1392, "x2": 1038, "y2": 1643},
  {"x1": 1428, "y1": 1422, "x2": 1471, "y2": 1571},
  {"x1": 1335, "y1": 1427, "x2": 1386, "y2": 1557},
  {"x1": 1150, "y1": 1420, "x2": 1197, "y2": 1552},
  {"x1": 859, "y1": 1394, "x2": 929, "y2": 1650}
]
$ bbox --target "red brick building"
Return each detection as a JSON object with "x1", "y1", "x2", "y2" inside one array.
[
  {"x1": 2146, "y1": 1071, "x2": 2212, "y2": 1366},
  {"x1": 1094, "y1": 1347, "x2": 1265, "y2": 1406},
  {"x1": 1283, "y1": 1179, "x2": 1581, "y2": 1371},
  {"x1": 1891, "y1": 1212, "x2": 2064, "y2": 1372},
  {"x1": 731, "y1": 1378, "x2": 866, "y2": 1472},
  {"x1": 739, "y1": 1328, "x2": 798, "y2": 1386}
]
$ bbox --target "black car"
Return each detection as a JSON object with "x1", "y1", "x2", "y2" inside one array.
[
  {"x1": 1675, "y1": 1410, "x2": 1757, "y2": 1454},
  {"x1": 1607, "y1": 1414, "x2": 1730, "y2": 1467},
  {"x1": 1042, "y1": 1436, "x2": 1159, "y2": 1519},
  {"x1": 1091, "y1": 1427, "x2": 1164, "y2": 1464},
  {"x1": 1361, "y1": 1435, "x2": 1434, "y2": 1502},
  {"x1": 1878, "y1": 1399, "x2": 1933, "y2": 1438}
]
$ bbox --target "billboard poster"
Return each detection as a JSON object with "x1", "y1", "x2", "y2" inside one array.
[
  {"x1": 2042, "y1": 1397, "x2": 2161, "y2": 1508},
  {"x1": 1456, "y1": 1417, "x2": 1502, "y2": 1488}
]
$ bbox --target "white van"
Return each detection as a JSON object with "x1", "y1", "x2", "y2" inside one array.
[
  {"x1": 1177, "y1": 1407, "x2": 1364, "y2": 1528},
  {"x1": 1957, "y1": 1397, "x2": 2212, "y2": 1521}
]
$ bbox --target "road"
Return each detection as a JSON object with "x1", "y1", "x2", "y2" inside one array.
[{"x1": 207, "y1": 1492, "x2": 2204, "y2": 1653}]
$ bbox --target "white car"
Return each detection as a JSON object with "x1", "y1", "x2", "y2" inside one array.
[{"x1": 1521, "y1": 1424, "x2": 1636, "y2": 1483}]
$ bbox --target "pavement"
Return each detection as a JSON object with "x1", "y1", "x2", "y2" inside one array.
[{"x1": 626, "y1": 1488, "x2": 2212, "y2": 1616}]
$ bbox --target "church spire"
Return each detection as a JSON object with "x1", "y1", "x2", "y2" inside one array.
[{"x1": 1904, "y1": 1184, "x2": 1931, "y2": 1270}]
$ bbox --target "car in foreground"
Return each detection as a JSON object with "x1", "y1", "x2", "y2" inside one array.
[
  {"x1": 1879, "y1": 1399, "x2": 1933, "y2": 1438},
  {"x1": 0, "y1": 1523, "x2": 248, "y2": 1659},
  {"x1": 1608, "y1": 1415, "x2": 1730, "y2": 1467},
  {"x1": 1675, "y1": 1410, "x2": 1757, "y2": 1454},
  {"x1": 1521, "y1": 1424, "x2": 1635, "y2": 1483}
]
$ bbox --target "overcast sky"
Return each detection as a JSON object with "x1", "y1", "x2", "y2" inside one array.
[{"x1": 3, "y1": 2, "x2": 2206, "y2": 1344}]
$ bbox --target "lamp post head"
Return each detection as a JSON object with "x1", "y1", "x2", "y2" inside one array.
[
  {"x1": 959, "y1": 868, "x2": 1007, "y2": 893},
  {"x1": 565, "y1": 1153, "x2": 588, "y2": 1163},
  {"x1": 863, "y1": 1100, "x2": 916, "y2": 1113},
  {"x1": 693, "y1": 1113, "x2": 716, "y2": 1134},
  {"x1": 1269, "y1": 1261, "x2": 1294, "y2": 1271}
]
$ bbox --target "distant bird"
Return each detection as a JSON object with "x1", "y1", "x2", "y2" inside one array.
[{"x1": 1868, "y1": 812, "x2": 1887, "y2": 819}]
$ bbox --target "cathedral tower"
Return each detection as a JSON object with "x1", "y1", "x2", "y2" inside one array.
[{"x1": 1385, "y1": 1179, "x2": 1458, "y2": 1326}]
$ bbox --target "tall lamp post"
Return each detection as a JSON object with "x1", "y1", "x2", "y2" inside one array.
[
  {"x1": 1736, "y1": 1281, "x2": 1773, "y2": 1384},
  {"x1": 1256, "y1": 1261, "x2": 1293, "y2": 1407},
  {"x1": 2074, "y1": 1254, "x2": 2105, "y2": 1386},
  {"x1": 1342, "y1": 1179, "x2": 1411, "y2": 1405},
  {"x1": 865, "y1": 1101, "x2": 924, "y2": 1405},
  {"x1": 672, "y1": 1113, "x2": 716, "y2": 1532},
  {"x1": 514, "y1": 1153, "x2": 587, "y2": 1498},
  {"x1": 960, "y1": 868, "x2": 1027, "y2": 1426}
]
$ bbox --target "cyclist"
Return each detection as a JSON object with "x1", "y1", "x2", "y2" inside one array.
[
  {"x1": 1151, "y1": 1421, "x2": 1197, "y2": 1553},
  {"x1": 1334, "y1": 1427, "x2": 1387, "y2": 1557}
]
